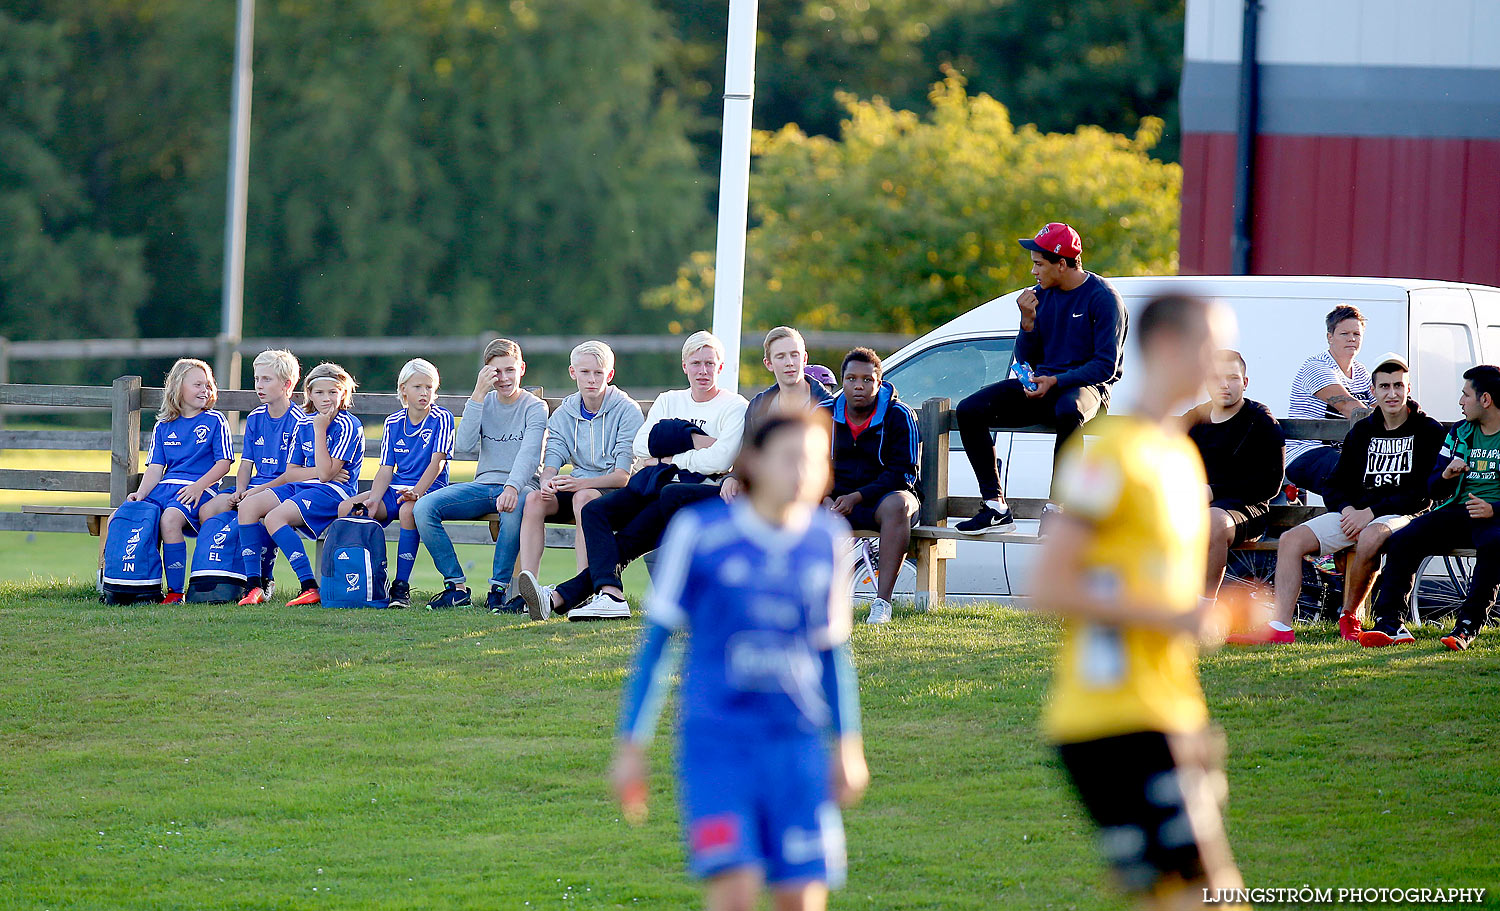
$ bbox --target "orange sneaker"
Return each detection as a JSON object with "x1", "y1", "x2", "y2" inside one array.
[
  {"x1": 162, "y1": 591, "x2": 184, "y2": 604},
  {"x1": 1337, "y1": 613, "x2": 1362, "y2": 642},
  {"x1": 1226, "y1": 621, "x2": 1295, "y2": 645},
  {"x1": 237, "y1": 586, "x2": 267, "y2": 606},
  {"x1": 287, "y1": 587, "x2": 321, "y2": 606}
]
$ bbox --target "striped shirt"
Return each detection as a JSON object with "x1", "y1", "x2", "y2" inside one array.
[{"x1": 1286, "y1": 351, "x2": 1372, "y2": 464}]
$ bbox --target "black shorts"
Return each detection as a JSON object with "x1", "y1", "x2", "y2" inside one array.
[
  {"x1": 844, "y1": 491, "x2": 919, "y2": 533},
  {"x1": 1212, "y1": 501, "x2": 1270, "y2": 547},
  {"x1": 543, "y1": 489, "x2": 580, "y2": 524},
  {"x1": 1056, "y1": 728, "x2": 1232, "y2": 895}
]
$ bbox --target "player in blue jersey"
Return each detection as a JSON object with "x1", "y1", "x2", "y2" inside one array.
[
  {"x1": 613, "y1": 412, "x2": 868, "y2": 911},
  {"x1": 127, "y1": 358, "x2": 234, "y2": 603},
  {"x1": 199, "y1": 349, "x2": 313, "y2": 599},
  {"x1": 339, "y1": 359, "x2": 454, "y2": 608},
  {"x1": 236, "y1": 363, "x2": 364, "y2": 606}
]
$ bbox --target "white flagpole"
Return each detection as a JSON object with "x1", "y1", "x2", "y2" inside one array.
[
  {"x1": 710, "y1": 0, "x2": 759, "y2": 394},
  {"x1": 217, "y1": 0, "x2": 256, "y2": 404}
]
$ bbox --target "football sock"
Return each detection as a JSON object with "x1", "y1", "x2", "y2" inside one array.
[
  {"x1": 163, "y1": 541, "x2": 187, "y2": 593},
  {"x1": 239, "y1": 521, "x2": 271, "y2": 582},
  {"x1": 395, "y1": 529, "x2": 419, "y2": 584},
  {"x1": 272, "y1": 526, "x2": 315, "y2": 584}
]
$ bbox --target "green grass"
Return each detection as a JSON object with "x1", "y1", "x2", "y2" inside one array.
[{"x1": 1, "y1": 581, "x2": 1497, "y2": 910}]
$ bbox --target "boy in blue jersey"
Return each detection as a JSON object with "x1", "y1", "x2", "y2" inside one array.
[
  {"x1": 237, "y1": 363, "x2": 364, "y2": 606},
  {"x1": 200, "y1": 349, "x2": 312, "y2": 599},
  {"x1": 614, "y1": 412, "x2": 868, "y2": 911},
  {"x1": 340, "y1": 359, "x2": 454, "y2": 608},
  {"x1": 127, "y1": 358, "x2": 234, "y2": 602}
]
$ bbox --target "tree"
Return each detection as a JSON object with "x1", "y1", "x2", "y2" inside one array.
[
  {"x1": 646, "y1": 73, "x2": 1180, "y2": 339},
  {"x1": 0, "y1": 10, "x2": 148, "y2": 342}
]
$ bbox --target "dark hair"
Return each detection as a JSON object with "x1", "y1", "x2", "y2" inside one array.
[
  {"x1": 1325, "y1": 305, "x2": 1365, "y2": 335},
  {"x1": 730, "y1": 411, "x2": 832, "y2": 496},
  {"x1": 1137, "y1": 294, "x2": 1211, "y2": 346},
  {"x1": 1216, "y1": 348, "x2": 1247, "y2": 374},
  {"x1": 841, "y1": 347, "x2": 883, "y2": 378},
  {"x1": 1038, "y1": 249, "x2": 1080, "y2": 270},
  {"x1": 1463, "y1": 365, "x2": 1500, "y2": 406}
]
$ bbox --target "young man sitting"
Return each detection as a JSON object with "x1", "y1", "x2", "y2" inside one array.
[
  {"x1": 1184, "y1": 349, "x2": 1284, "y2": 609},
  {"x1": 1270, "y1": 355, "x2": 1443, "y2": 643},
  {"x1": 819, "y1": 347, "x2": 919, "y2": 625},
  {"x1": 724, "y1": 326, "x2": 835, "y2": 500},
  {"x1": 1361, "y1": 364, "x2": 1500, "y2": 651},
  {"x1": 511, "y1": 341, "x2": 644, "y2": 612},
  {"x1": 516, "y1": 331, "x2": 748, "y2": 621}
]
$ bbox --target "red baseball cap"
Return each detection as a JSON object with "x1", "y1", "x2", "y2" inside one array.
[{"x1": 1018, "y1": 222, "x2": 1082, "y2": 259}]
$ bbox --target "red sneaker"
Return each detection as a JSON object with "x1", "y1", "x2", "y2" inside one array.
[
  {"x1": 1337, "y1": 613, "x2": 1362, "y2": 642},
  {"x1": 162, "y1": 591, "x2": 184, "y2": 604},
  {"x1": 1358, "y1": 623, "x2": 1415, "y2": 648},
  {"x1": 237, "y1": 586, "x2": 267, "y2": 606},
  {"x1": 1226, "y1": 621, "x2": 1295, "y2": 646},
  {"x1": 287, "y1": 587, "x2": 321, "y2": 606}
]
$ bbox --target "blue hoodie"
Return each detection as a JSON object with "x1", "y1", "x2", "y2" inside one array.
[{"x1": 818, "y1": 381, "x2": 919, "y2": 504}]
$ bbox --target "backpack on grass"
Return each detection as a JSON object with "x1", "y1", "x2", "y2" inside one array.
[
  {"x1": 101, "y1": 500, "x2": 163, "y2": 605},
  {"x1": 186, "y1": 512, "x2": 245, "y2": 603},
  {"x1": 317, "y1": 513, "x2": 390, "y2": 608}
]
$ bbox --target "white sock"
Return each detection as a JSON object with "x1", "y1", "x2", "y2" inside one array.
[
  {"x1": 985, "y1": 499, "x2": 1006, "y2": 512},
  {"x1": 1268, "y1": 620, "x2": 1293, "y2": 632}
]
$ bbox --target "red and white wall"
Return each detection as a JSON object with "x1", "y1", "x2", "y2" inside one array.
[{"x1": 1179, "y1": 0, "x2": 1500, "y2": 284}]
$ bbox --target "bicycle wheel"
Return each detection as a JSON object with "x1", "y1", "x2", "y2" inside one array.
[
  {"x1": 1223, "y1": 550, "x2": 1330, "y2": 623},
  {"x1": 1410, "y1": 555, "x2": 1473, "y2": 627},
  {"x1": 846, "y1": 539, "x2": 918, "y2": 603}
]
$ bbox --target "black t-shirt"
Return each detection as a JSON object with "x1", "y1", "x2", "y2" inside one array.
[{"x1": 1185, "y1": 399, "x2": 1286, "y2": 515}]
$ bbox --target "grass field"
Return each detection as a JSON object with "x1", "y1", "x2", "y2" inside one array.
[{"x1": 1, "y1": 581, "x2": 1496, "y2": 910}]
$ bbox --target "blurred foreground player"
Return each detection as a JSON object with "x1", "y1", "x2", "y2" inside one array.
[
  {"x1": 1033, "y1": 295, "x2": 1247, "y2": 910},
  {"x1": 613, "y1": 412, "x2": 868, "y2": 911}
]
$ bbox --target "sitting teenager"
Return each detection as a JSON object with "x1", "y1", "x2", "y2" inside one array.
[
  {"x1": 1284, "y1": 305, "x2": 1374, "y2": 499},
  {"x1": 727, "y1": 326, "x2": 835, "y2": 501},
  {"x1": 1184, "y1": 349, "x2": 1284, "y2": 606},
  {"x1": 512, "y1": 341, "x2": 644, "y2": 613},
  {"x1": 516, "y1": 330, "x2": 747, "y2": 622},
  {"x1": 818, "y1": 347, "x2": 919, "y2": 625},
  {"x1": 413, "y1": 338, "x2": 548, "y2": 610},
  {"x1": 1361, "y1": 365, "x2": 1500, "y2": 652},
  {"x1": 1267, "y1": 354, "x2": 1443, "y2": 644}
]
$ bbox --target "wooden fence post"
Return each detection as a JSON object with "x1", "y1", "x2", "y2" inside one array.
[
  {"x1": 110, "y1": 376, "x2": 142, "y2": 507},
  {"x1": 914, "y1": 397, "x2": 952, "y2": 610}
]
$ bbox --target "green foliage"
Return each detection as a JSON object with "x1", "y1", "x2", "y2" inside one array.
[
  {"x1": 0, "y1": 10, "x2": 148, "y2": 342},
  {"x1": 648, "y1": 73, "x2": 1181, "y2": 337}
]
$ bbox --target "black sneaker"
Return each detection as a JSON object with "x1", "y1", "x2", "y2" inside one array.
[
  {"x1": 425, "y1": 581, "x2": 471, "y2": 610},
  {"x1": 955, "y1": 504, "x2": 1015, "y2": 534},
  {"x1": 485, "y1": 588, "x2": 525, "y2": 614},
  {"x1": 1441, "y1": 616, "x2": 1481, "y2": 651},
  {"x1": 1358, "y1": 617, "x2": 1415, "y2": 648},
  {"x1": 388, "y1": 579, "x2": 411, "y2": 609}
]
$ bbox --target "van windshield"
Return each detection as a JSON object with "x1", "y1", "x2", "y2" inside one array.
[{"x1": 884, "y1": 336, "x2": 1017, "y2": 409}]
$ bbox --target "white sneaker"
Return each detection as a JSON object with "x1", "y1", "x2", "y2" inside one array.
[
  {"x1": 866, "y1": 597, "x2": 893, "y2": 625},
  {"x1": 516, "y1": 571, "x2": 553, "y2": 621},
  {"x1": 569, "y1": 592, "x2": 631, "y2": 621},
  {"x1": 263, "y1": 578, "x2": 277, "y2": 601}
]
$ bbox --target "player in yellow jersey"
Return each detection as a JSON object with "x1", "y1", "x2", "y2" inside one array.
[{"x1": 1034, "y1": 294, "x2": 1245, "y2": 910}]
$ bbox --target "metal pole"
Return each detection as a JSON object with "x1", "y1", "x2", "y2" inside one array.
[
  {"x1": 218, "y1": 0, "x2": 256, "y2": 400},
  {"x1": 710, "y1": 0, "x2": 760, "y2": 394},
  {"x1": 1231, "y1": 0, "x2": 1260, "y2": 275}
]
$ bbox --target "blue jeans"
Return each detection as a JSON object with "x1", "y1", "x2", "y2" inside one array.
[{"x1": 413, "y1": 481, "x2": 526, "y2": 589}]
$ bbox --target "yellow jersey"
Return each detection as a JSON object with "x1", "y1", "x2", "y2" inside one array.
[{"x1": 1041, "y1": 415, "x2": 1211, "y2": 744}]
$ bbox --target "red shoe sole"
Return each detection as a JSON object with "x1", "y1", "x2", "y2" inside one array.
[
  {"x1": 1440, "y1": 636, "x2": 1471, "y2": 651},
  {"x1": 162, "y1": 593, "x2": 183, "y2": 604},
  {"x1": 1359, "y1": 631, "x2": 1395, "y2": 647},
  {"x1": 287, "y1": 590, "x2": 321, "y2": 606}
]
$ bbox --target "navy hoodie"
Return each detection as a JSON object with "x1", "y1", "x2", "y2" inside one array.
[
  {"x1": 1012, "y1": 273, "x2": 1127, "y2": 394},
  {"x1": 818, "y1": 381, "x2": 919, "y2": 503}
]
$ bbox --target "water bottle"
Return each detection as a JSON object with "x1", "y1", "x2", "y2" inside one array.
[{"x1": 1012, "y1": 361, "x2": 1039, "y2": 393}]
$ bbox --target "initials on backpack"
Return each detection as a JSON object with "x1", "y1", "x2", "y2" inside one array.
[{"x1": 186, "y1": 512, "x2": 246, "y2": 603}]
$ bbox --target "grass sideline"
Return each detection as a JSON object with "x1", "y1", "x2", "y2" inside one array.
[{"x1": 1, "y1": 582, "x2": 1497, "y2": 910}]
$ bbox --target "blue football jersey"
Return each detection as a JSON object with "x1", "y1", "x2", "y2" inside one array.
[
  {"x1": 644, "y1": 499, "x2": 852, "y2": 737},
  {"x1": 240, "y1": 404, "x2": 314, "y2": 485},
  {"x1": 147, "y1": 410, "x2": 232, "y2": 484},
  {"x1": 379, "y1": 406, "x2": 454, "y2": 489},
  {"x1": 290, "y1": 410, "x2": 365, "y2": 497}
]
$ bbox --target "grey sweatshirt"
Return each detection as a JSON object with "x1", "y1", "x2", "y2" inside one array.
[
  {"x1": 455, "y1": 389, "x2": 549, "y2": 489},
  {"x1": 544, "y1": 386, "x2": 645, "y2": 478}
]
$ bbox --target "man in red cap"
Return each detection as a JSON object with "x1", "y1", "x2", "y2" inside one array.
[{"x1": 955, "y1": 222, "x2": 1127, "y2": 533}]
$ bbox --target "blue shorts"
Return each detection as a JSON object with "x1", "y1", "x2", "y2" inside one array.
[
  {"x1": 678, "y1": 730, "x2": 845, "y2": 887},
  {"x1": 275, "y1": 482, "x2": 349, "y2": 539},
  {"x1": 142, "y1": 483, "x2": 214, "y2": 535}
]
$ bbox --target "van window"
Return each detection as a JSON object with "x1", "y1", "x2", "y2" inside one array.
[
  {"x1": 884, "y1": 336, "x2": 1017, "y2": 411},
  {"x1": 1415, "y1": 323, "x2": 1475, "y2": 421}
]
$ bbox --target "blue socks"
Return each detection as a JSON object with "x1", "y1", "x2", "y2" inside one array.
[
  {"x1": 239, "y1": 520, "x2": 272, "y2": 583},
  {"x1": 271, "y1": 525, "x2": 315, "y2": 584},
  {"x1": 163, "y1": 541, "x2": 188, "y2": 593},
  {"x1": 396, "y1": 528, "x2": 419, "y2": 584}
]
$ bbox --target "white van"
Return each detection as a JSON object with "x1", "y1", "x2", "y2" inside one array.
[{"x1": 880, "y1": 275, "x2": 1500, "y2": 598}]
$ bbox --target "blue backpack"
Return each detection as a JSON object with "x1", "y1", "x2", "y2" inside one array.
[
  {"x1": 186, "y1": 512, "x2": 245, "y2": 603},
  {"x1": 101, "y1": 500, "x2": 164, "y2": 604},
  {"x1": 318, "y1": 514, "x2": 390, "y2": 608}
]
